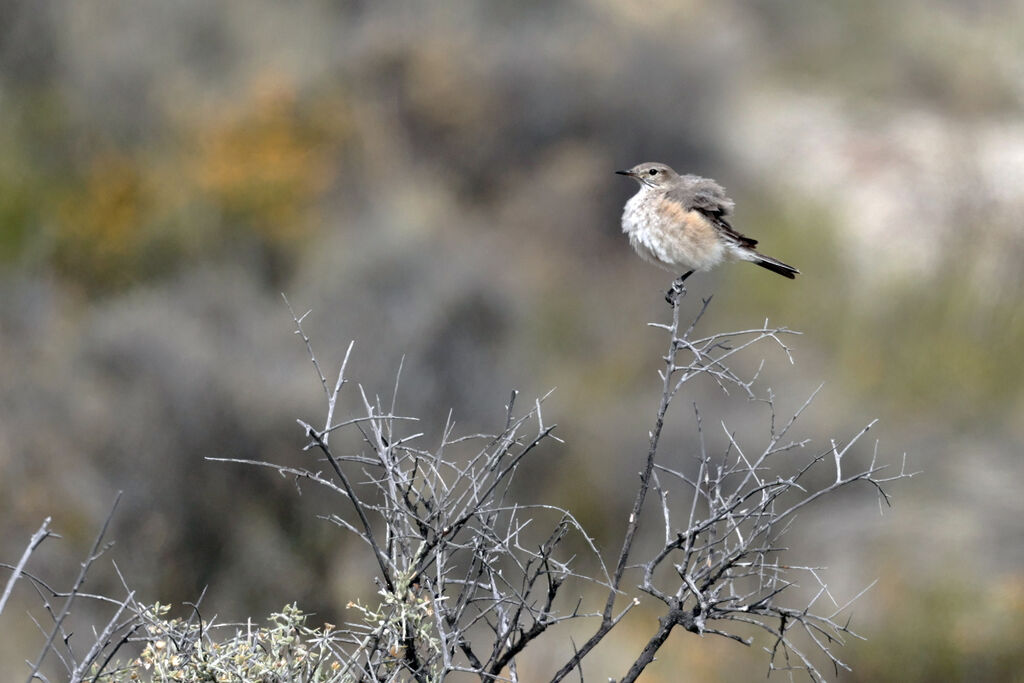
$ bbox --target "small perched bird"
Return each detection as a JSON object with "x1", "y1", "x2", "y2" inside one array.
[{"x1": 617, "y1": 162, "x2": 798, "y2": 301}]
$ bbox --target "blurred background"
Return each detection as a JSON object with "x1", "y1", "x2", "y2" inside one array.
[{"x1": 2, "y1": 0, "x2": 1023, "y2": 680}]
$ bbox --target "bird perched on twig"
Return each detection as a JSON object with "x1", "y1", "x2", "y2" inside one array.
[{"x1": 617, "y1": 162, "x2": 798, "y2": 303}]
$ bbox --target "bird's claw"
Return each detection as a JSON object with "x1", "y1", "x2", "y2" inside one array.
[{"x1": 665, "y1": 280, "x2": 686, "y2": 306}]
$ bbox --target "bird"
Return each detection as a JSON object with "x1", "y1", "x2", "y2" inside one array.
[{"x1": 616, "y1": 162, "x2": 798, "y2": 302}]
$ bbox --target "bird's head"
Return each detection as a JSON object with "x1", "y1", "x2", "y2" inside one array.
[{"x1": 615, "y1": 162, "x2": 679, "y2": 188}]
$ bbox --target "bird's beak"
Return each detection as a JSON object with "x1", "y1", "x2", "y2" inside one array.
[{"x1": 615, "y1": 169, "x2": 635, "y2": 177}]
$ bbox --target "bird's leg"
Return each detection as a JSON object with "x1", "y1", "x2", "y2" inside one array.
[{"x1": 665, "y1": 271, "x2": 694, "y2": 306}]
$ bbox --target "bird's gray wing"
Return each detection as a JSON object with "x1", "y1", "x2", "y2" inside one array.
[{"x1": 669, "y1": 178, "x2": 758, "y2": 250}]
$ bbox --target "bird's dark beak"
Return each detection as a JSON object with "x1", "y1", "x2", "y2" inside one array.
[{"x1": 615, "y1": 169, "x2": 635, "y2": 177}]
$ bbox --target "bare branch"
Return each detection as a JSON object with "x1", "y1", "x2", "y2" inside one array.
[
  {"x1": 0, "y1": 518, "x2": 55, "y2": 617},
  {"x1": 6, "y1": 290, "x2": 910, "y2": 682}
]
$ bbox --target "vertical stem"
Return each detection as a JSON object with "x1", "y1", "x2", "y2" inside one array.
[{"x1": 551, "y1": 291, "x2": 684, "y2": 681}]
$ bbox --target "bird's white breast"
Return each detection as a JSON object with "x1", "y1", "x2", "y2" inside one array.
[
  {"x1": 621, "y1": 187, "x2": 731, "y2": 272},
  {"x1": 621, "y1": 189, "x2": 668, "y2": 267}
]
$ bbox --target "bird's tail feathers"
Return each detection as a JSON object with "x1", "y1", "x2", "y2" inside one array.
[{"x1": 749, "y1": 252, "x2": 799, "y2": 279}]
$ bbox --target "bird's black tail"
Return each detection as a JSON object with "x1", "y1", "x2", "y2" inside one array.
[{"x1": 752, "y1": 253, "x2": 799, "y2": 279}]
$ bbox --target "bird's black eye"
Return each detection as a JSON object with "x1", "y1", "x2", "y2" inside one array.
[{"x1": 649, "y1": 169, "x2": 658, "y2": 176}]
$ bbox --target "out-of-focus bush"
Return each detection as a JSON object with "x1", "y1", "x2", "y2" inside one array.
[
  {"x1": 7, "y1": 78, "x2": 348, "y2": 293},
  {"x1": 849, "y1": 573, "x2": 1024, "y2": 682},
  {"x1": 190, "y1": 80, "x2": 343, "y2": 245}
]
